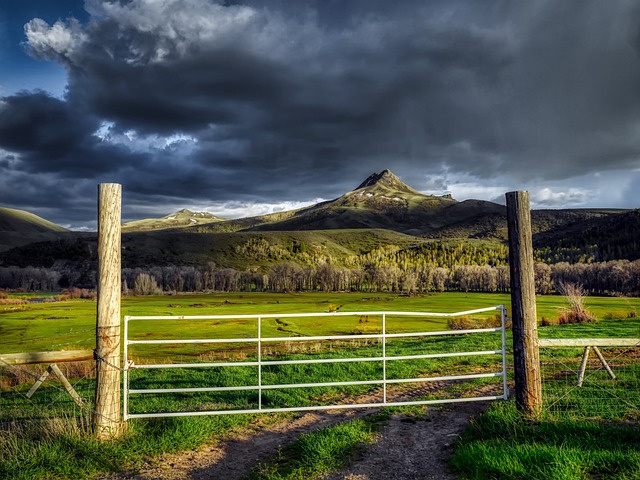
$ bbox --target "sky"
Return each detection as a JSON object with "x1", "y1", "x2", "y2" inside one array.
[{"x1": 2, "y1": 0, "x2": 640, "y2": 230}]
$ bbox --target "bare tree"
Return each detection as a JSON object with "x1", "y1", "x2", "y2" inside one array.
[
  {"x1": 133, "y1": 273, "x2": 162, "y2": 295},
  {"x1": 534, "y1": 262, "x2": 552, "y2": 295}
]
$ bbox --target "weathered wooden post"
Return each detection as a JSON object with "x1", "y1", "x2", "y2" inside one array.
[
  {"x1": 506, "y1": 190, "x2": 543, "y2": 417},
  {"x1": 94, "y1": 183, "x2": 122, "y2": 438}
]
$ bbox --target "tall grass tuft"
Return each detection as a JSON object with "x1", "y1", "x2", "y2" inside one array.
[
  {"x1": 556, "y1": 282, "x2": 596, "y2": 324},
  {"x1": 447, "y1": 313, "x2": 507, "y2": 330}
]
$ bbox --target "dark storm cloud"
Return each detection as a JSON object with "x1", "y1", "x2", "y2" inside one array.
[
  {"x1": 0, "y1": 91, "x2": 156, "y2": 177},
  {"x1": 0, "y1": 93, "x2": 91, "y2": 153},
  {"x1": 1, "y1": 0, "x2": 640, "y2": 226}
]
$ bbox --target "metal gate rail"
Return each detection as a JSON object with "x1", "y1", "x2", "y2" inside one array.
[{"x1": 124, "y1": 306, "x2": 508, "y2": 420}]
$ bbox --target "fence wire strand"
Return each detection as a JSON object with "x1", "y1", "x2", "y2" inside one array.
[
  {"x1": 541, "y1": 345, "x2": 639, "y2": 419},
  {"x1": 0, "y1": 357, "x2": 99, "y2": 424}
]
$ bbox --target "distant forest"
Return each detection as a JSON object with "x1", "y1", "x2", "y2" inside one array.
[{"x1": 1, "y1": 258, "x2": 639, "y2": 297}]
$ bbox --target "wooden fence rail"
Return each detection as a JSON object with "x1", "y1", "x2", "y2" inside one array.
[
  {"x1": 0, "y1": 349, "x2": 94, "y2": 365},
  {"x1": 539, "y1": 338, "x2": 639, "y2": 387},
  {"x1": 539, "y1": 339, "x2": 640, "y2": 347},
  {"x1": 0, "y1": 349, "x2": 94, "y2": 409}
]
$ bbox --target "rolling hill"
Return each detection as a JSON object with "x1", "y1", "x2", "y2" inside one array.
[
  {"x1": 120, "y1": 228, "x2": 427, "y2": 269},
  {"x1": 181, "y1": 170, "x2": 625, "y2": 246},
  {"x1": 533, "y1": 208, "x2": 640, "y2": 262},
  {"x1": 122, "y1": 209, "x2": 226, "y2": 232},
  {"x1": 424, "y1": 208, "x2": 625, "y2": 243},
  {"x1": 1, "y1": 169, "x2": 638, "y2": 268},
  {"x1": 0, "y1": 207, "x2": 70, "y2": 252},
  {"x1": 113, "y1": 169, "x2": 636, "y2": 265}
]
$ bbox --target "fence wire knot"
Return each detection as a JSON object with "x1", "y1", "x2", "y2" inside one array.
[{"x1": 93, "y1": 349, "x2": 124, "y2": 372}]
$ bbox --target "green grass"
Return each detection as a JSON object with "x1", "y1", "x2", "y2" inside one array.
[
  {"x1": 248, "y1": 417, "x2": 379, "y2": 480},
  {"x1": 451, "y1": 314, "x2": 639, "y2": 480},
  {"x1": 539, "y1": 316, "x2": 640, "y2": 339},
  {"x1": 1, "y1": 292, "x2": 506, "y2": 479},
  {"x1": 3, "y1": 291, "x2": 639, "y2": 354},
  {"x1": 1, "y1": 292, "x2": 639, "y2": 479},
  {"x1": 451, "y1": 401, "x2": 640, "y2": 480},
  {"x1": 0, "y1": 412, "x2": 277, "y2": 480}
]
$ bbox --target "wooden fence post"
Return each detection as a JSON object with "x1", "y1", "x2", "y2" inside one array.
[
  {"x1": 94, "y1": 183, "x2": 122, "y2": 439},
  {"x1": 506, "y1": 190, "x2": 543, "y2": 417}
]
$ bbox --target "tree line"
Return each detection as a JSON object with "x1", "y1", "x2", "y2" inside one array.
[{"x1": 2, "y1": 259, "x2": 640, "y2": 296}]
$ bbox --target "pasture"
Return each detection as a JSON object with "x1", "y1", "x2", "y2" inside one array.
[
  {"x1": 2, "y1": 291, "x2": 640, "y2": 355},
  {"x1": 1, "y1": 291, "x2": 639, "y2": 479}
]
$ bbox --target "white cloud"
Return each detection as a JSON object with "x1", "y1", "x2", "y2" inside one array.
[
  {"x1": 202, "y1": 198, "x2": 328, "y2": 219},
  {"x1": 24, "y1": 18, "x2": 87, "y2": 62},
  {"x1": 94, "y1": 123, "x2": 198, "y2": 155},
  {"x1": 84, "y1": 0, "x2": 279, "y2": 64},
  {"x1": 530, "y1": 187, "x2": 591, "y2": 207},
  {"x1": 420, "y1": 176, "x2": 449, "y2": 194},
  {"x1": 444, "y1": 182, "x2": 509, "y2": 203},
  {"x1": 0, "y1": 148, "x2": 20, "y2": 168},
  {"x1": 124, "y1": 197, "x2": 328, "y2": 221}
]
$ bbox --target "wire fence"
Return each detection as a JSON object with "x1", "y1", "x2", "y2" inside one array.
[
  {"x1": 0, "y1": 360, "x2": 96, "y2": 431},
  {"x1": 540, "y1": 342, "x2": 640, "y2": 420},
  {"x1": 0, "y1": 321, "x2": 98, "y2": 427}
]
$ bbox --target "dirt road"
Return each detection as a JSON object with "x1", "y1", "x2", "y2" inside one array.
[{"x1": 106, "y1": 398, "x2": 488, "y2": 480}]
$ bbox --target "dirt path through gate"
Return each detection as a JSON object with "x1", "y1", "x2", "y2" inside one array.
[
  {"x1": 323, "y1": 402, "x2": 487, "y2": 480},
  {"x1": 105, "y1": 383, "x2": 493, "y2": 480}
]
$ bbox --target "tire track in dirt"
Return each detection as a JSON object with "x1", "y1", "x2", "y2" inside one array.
[
  {"x1": 103, "y1": 382, "x2": 496, "y2": 480},
  {"x1": 322, "y1": 401, "x2": 487, "y2": 480}
]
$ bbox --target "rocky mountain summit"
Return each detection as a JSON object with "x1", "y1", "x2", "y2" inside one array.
[{"x1": 355, "y1": 169, "x2": 420, "y2": 194}]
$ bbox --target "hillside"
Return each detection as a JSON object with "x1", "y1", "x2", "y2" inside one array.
[
  {"x1": 119, "y1": 171, "x2": 629, "y2": 246},
  {"x1": 120, "y1": 228, "x2": 427, "y2": 269},
  {"x1": 0, "y1": 207, "x2": 69, "y2": 251},
  {"x1": 1, "y1": 170, "x2": 638, "y2": 267},
  {"x1": 424, "y1": 208, "x2": 624, "y2": 243},
  {"x1": 182, "y1": 170, "x2": 504, "y2": 236},
  {"x1": 247, "y1": 170, "x2": 505, "y2": 234},
  {"x1": 122, "y1": 209, "x2": 226, "y2": 232},
  {"x1": 127, "y1": 171, "x2": 621, "y2": 243},
  {"x1": 534, "y1": 209, "x2": 640, "y2": 262},
  {"x1": 0, "y1": 228, "x2": 427, "y2": 271}
]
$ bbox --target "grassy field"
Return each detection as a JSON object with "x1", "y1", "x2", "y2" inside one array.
[
  {"x1": 2, "y1": 290, "x2": 640, "y2": 354},
  {"x1": 1, "y1": 291, "x2": 639, "y2": 479}
]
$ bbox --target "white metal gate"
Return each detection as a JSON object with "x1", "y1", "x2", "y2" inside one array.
[{"x1": 123, "y1": 306, "x2": 508, "y2": 420}]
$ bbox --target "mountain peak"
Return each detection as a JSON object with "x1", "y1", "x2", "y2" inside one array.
[{"x1": 355, "y1": 169, "x2": 418, "y2": 193}]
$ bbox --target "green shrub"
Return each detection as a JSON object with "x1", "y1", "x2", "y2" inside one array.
[
  {"x1": 448, "y1": 315, "x2": 504, "y2": 330},
  {"x1": 602, "y1": 310, "x2": 627, "y2": 320}
]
